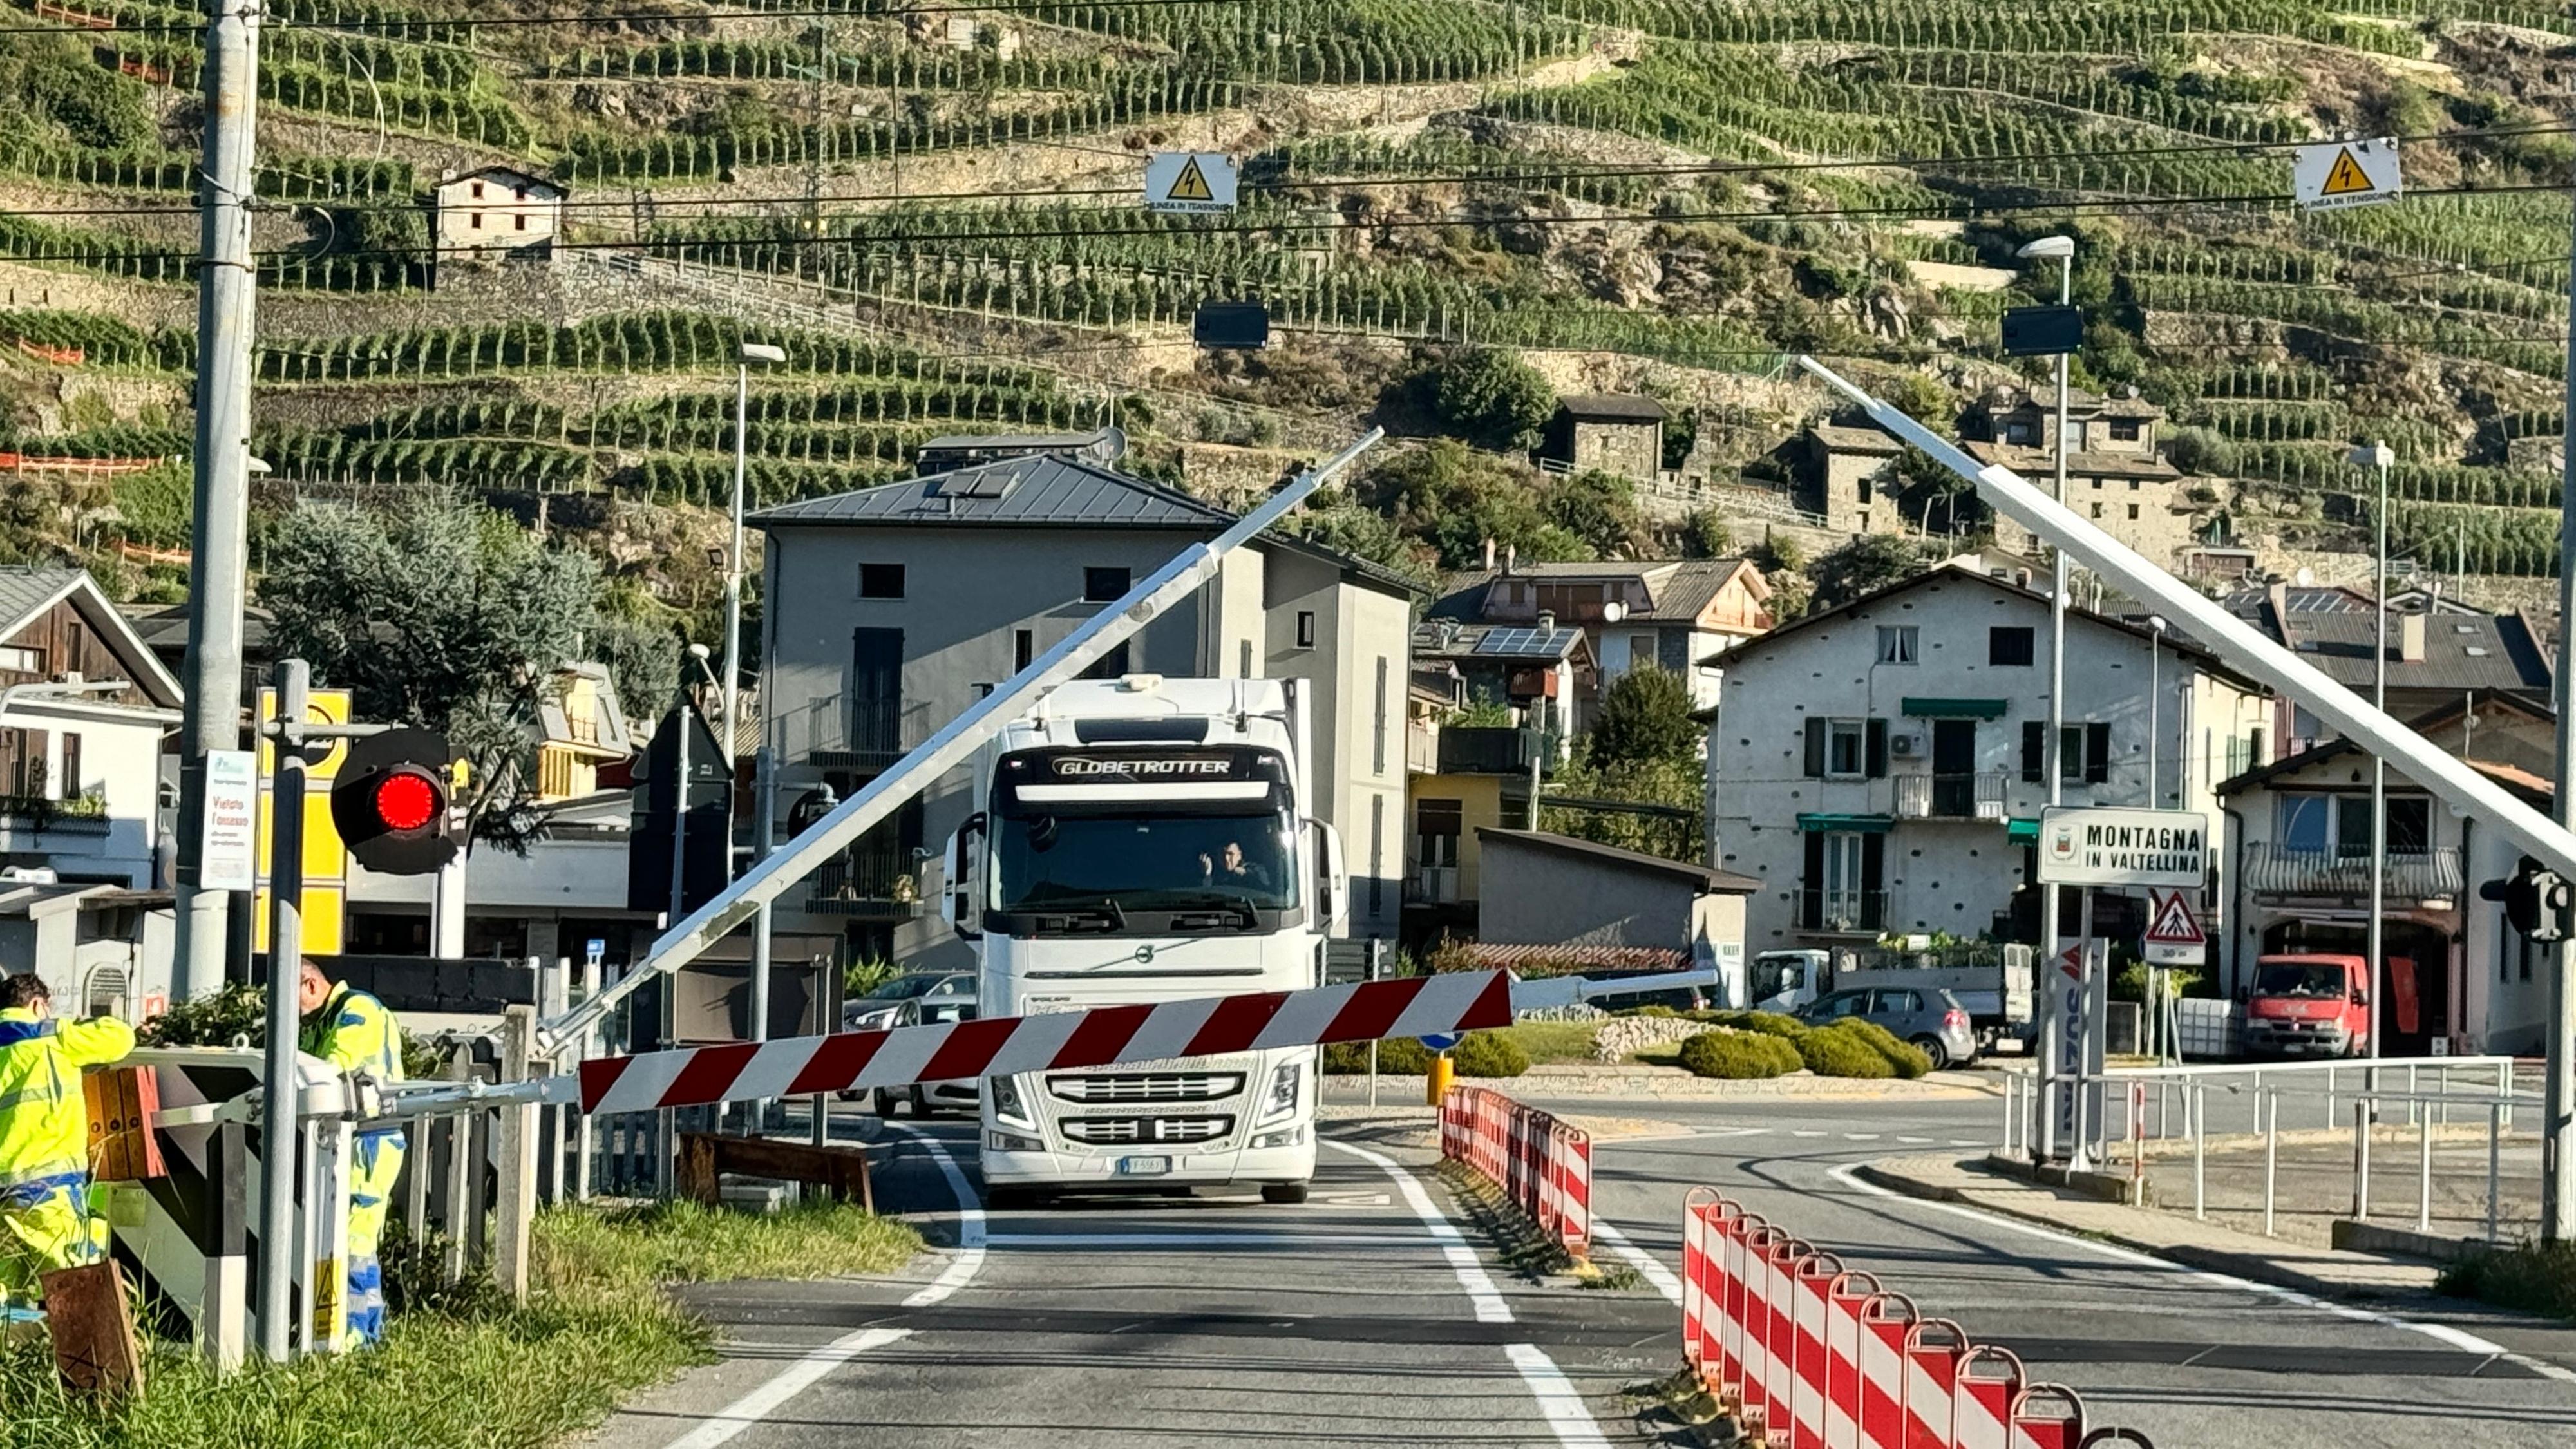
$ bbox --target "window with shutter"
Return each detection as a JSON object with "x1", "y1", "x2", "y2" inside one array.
[
  {"x1": 2083, "y1": 723, "x2": 2111, "y2": 784},
  {"x1": 1864, "y1": 719, "x2": 1889, "y2": 778},
  {"x1": 1804, "y1": 719, "x2": 1827, "y2": 778}
]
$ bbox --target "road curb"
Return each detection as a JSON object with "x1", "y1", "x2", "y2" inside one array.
[
  {"x1": 1851, "y1": 1157, "x2": 2434, "y2": 1303},
  {"x1": 1325, "y1": 1070, "x2": 2002, "y2": 1102}
]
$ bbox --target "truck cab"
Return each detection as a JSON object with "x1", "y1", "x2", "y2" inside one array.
[
  {"x1": 1750, "y1": 949, "x2": 1829, "y2": 1015},
  {"x1": 2244, "y1": 953, "x2": 2370, "y2": 1058}
]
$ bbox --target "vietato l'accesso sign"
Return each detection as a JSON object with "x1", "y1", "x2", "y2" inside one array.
[{"x1": 2035, "y1": 806, "x2": 2208, "y2": 887}]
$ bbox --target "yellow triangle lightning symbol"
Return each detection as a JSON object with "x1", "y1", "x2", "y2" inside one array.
[
  {"x1": 2320, "y1": 146, "x2": 2374, "y2": 196},
  {"x1": 1166, "y1": 156, "x2": 1215, "y2": 202}
]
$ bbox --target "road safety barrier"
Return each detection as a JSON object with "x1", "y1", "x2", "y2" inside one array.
[
  {"x1": 1678, "y1": 1188, "x2": 2157, "y2": 1448},
  {"x1": 1439, "y1": 1085, "x2": 1590, "y2": 1261},
  {"x1": 575, "y1": 970, "x2": 1513, "y2": 1114}
]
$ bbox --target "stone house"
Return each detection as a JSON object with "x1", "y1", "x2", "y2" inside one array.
[
  {"x1": 433, "y1": 166, "x2": 564, "y2": 264},
  {"x1": 1541, "y1": 395, "x2": 1666, "y2": 482}
]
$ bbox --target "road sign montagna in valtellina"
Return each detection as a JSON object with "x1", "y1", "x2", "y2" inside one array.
[
  {"x1": 1145, "y1": 151, "x2": 1238, "y2": 214},
  {"x1": 2293, "y1": 136, "x2": 2399, "y2": 211},
  {"x1": 2036, "y1": 806, "x2": 2208, "y2": 889}
]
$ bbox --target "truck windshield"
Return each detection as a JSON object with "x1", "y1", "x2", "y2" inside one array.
[
  {"x1": 2254, "y1": 962, "x2": 2349, "y2": 998},
  {"x1": 994, "y1": 811, "x2": 1298, "y2": 914}
]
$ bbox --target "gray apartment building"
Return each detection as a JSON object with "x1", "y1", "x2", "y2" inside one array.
[{"x1": 752, "y1": 454, "x2": 1422, "y2": 965}]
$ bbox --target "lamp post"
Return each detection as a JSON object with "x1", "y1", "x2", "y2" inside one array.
[
  {"x1": 2145, "y1": 616, "x2": 2167, "y2": 806},
  {"x1": 723, "y1": 343, "x2": 787, "y2": 766},
  {"x1": 2019, "y1": 232, "x2": 2078, "y2": 1162},
  {"x1": 2353, "y1": 440, "x2": 2395, "y2": 1069}
]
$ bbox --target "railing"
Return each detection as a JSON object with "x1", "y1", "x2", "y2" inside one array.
[
  {"x1": 1893, "y1": 772, "x2": 2008, "y2": 821},
  {"x1": 1435, "y1": 724, "x2": 1551, "y2": 776},
  {"x1": 792, "y1": 697, "x2": 937, "y2": 770},
  {"x1": 811, "y1": 835, "x2": 925, "y2": 917},
  {"x1": 2242, "y1": 844, "x2": 2463, "y2": 898},
  {"x1": 1406, "y1": 864, "x2": 1461, "y2": 904},
  {"x1": 1405, "y1": 722, "x2": 1441, "y2": 774},
  {"x1": 1797, "y1": 888, "x2": 1888, "y2": 933}
]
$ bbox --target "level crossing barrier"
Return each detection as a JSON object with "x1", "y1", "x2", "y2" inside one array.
[
  {"x1": 1439, "y1": 1084, "x2": 1591, "y2": 1260},
  {"x1": 1676, "y1": 1189, "x2": 2157, "y2": 1448}
]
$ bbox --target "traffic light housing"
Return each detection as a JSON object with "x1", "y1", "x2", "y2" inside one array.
[
  {"x1": 332, "y1": 726, "x2": 459, "y2": 876},
  {"x1": 2479, "y1": 855, "x2": 2571, "y2": 943}
]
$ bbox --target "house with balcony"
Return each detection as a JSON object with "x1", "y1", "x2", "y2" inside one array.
[
  {"x1": 0, "y1": 568, "x2": 183, "y2": 894},
  {"x1": 1962, "y1": 383, "x2": 2208, "y2": 566},
  {"x1": 1397, "y1": 630, "x2": 1584, "y2": 947},
  {"x1": 752, "y1": 453, "x2": 1423, "y2": 964},
  {"x1": 1426, "y1": 554, "x2": 1767, "y2": 716},
  {"x1": 2217, "y1": 583, "x2": 2551, "y2": 759},
  {"x1": 2215, "y1": 690, "x2": 2554, "y2": 1056},
  {"x1": 1707, "y1": 565, "x2": 2272, "y2": 951}
]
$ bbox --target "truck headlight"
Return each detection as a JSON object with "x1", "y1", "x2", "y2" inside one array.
[
  {"x1": 989, "y1": 1072, "x2": 1034, "y2": 1128},
  {"x1": 1251, "y1": 1124, "x2": 1306, "y2": 1150},
  {"x1": 1260, "y1": 1061, "x2": 1302, "y2": 1122},
  {"x1": 986, "y1": 1130, "x2": 1043, "y2": 1153}
]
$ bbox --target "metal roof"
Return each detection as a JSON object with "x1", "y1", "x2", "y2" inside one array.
[
  {"x1": 2220, "y1": 586, "x2": 2550, "y2": 692},
  {"x1": 0, "y1": 567, "x2": 84, "y2": 635},
  {"x1": 1556, "y1": 393, "x2": 1669, "y2": 423},
  {"x1": 1427, "y1": 558, "x2": 1757, "y2": 625},
  {"x1": 750, "y1": 454, "x2": 1234, "y2": 530},
  {"x1": 1476, "y1": 828, "x2": 1763, "y2": 892}
]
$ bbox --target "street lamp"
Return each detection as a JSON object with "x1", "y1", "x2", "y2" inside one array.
[
  {"x1": 723, "y1": 343, "x2": 788, "y2": 763},
  {"x1": 2018, "y1": 234, "x2": 2079, "y2": 1162},
  {"x1": 2351, "y1": 440, "x2": 2396, "y2": 1067}
]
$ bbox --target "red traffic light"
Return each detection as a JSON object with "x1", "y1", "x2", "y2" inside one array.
[{"x1": 371, "y1": 769, "x2": 441, "y2": 833}]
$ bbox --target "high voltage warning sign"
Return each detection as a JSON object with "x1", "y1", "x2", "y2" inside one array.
[
  {"x1": 2294, "y1": 137, "x2": 2400, "y2": 211},
  {"x1": 1145, "y1": 151, "x2": 1238, "y2": 214}
]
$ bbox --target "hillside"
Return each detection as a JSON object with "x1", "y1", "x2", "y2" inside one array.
[{"x1": 0, "y1": 0, "x2": 2570, "y2": 626}]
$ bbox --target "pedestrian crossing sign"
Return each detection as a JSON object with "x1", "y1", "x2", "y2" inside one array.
[
  {"x1": 1144, "y1": 151, "x2": 1238, "y2": 214},
  {"x1": 2293, "y1": 137, "x2": 2400, "y2": 211},
  {"x1": 2143, "y1": 887, "x2": 2206, "y2": 965}
]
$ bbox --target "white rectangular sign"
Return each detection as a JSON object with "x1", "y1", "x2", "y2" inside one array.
[
  {"x1": 2036, "y1": 806, "x2": 2208, "y2": 888},
  {"x1": 200, "y1": 748, "x2": 258, "y2": 892},
  {"x1": 2293, "y1": 137, "x2": 2399, "y2": 211},
  {"x1": 1144, "y1": 151, "x2": 1237, "y2": 214}
]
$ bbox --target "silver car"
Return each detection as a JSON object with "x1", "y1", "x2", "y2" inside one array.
[
  {"x1": 1795, "y1": 986, "x2": 1978, "y2": 1070},
  {"x1": 874, "y1": 985, "x2": 981, "y2": 1117},
  {"x1": 842, "y1": 971, "x2": 974, "y2": 1033}
]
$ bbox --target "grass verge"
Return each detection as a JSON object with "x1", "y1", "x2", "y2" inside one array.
[
  {"x1": 2439, "y1": 1239, "x2": 2576, "y2": 1320},
  {"x1": 3, "y1": 1198, "x2": 920, "y2": 1449},
  {"x1": 1495, "y1": 1021, "x2": 1604, "y2": 1066}
]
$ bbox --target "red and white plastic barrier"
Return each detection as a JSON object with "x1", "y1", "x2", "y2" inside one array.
[
  {"x1": 578, "y1": 969, "x2": 1512, "y2": 1113},
  {"x1": 1678, "y1": 1191, "x2": 2156, "y2": 1449},
  {"x1": 1439, "y1": 1084, "x2": 1591, "y2": 1260}
]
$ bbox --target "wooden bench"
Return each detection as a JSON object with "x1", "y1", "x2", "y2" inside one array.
[{"x1": 676, "y1": 1133, "x2": 875, "y2": 1213}]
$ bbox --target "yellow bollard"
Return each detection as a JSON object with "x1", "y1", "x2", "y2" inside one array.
[{"x1": 1426, "y1": 1051, "x2": 1454, "y2": 1106}]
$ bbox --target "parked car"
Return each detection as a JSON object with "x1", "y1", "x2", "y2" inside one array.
[
  {"x1": 1794, "y1": 985, "x2": 1977, "y2": 1070},
  {"x1": 874, "y1": 985, "x2": 981, "y2": 1117},
  {"x1": 842, "y1": 971, "x2": 974, "y2": 1033}
]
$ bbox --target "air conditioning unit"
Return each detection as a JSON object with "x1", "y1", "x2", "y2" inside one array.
[{"x1": 1888, "y1": 733, "x2": 1922, "y2": 757}]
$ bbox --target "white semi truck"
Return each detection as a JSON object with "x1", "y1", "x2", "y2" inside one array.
[{"x1": 942, "y1": 674, "x2": 1345, "y2": 1208}]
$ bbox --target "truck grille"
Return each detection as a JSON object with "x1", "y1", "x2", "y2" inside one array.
[
  {"x1": 1060, "y1": 1115, "x2": 1234, "y2": 1146},
  {"x1": 1047, "y1": 1073, "x2": 1244, "y2": 1104}
]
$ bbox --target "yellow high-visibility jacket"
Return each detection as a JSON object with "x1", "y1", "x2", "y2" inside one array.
[
  {"x1": 0, "y1": 1004, "x2": 136, "y2": 1191},
  {"x1": 299, "y1": 985, "x2": 404, "y2": 1084}
]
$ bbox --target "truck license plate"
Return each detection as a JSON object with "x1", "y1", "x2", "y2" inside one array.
[{"x1": 1117, "y1": 1156, "x2": 1172, "y2": 1176}]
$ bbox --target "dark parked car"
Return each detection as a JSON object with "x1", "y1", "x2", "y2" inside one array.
[{"x1": 1794, "y1": 986, "x2": 1977, "y2": 1070}]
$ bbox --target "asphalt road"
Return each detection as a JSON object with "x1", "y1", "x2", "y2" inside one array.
[{"x1": 591, "y1": 1086, "x2": 2576, "y2": 1449}]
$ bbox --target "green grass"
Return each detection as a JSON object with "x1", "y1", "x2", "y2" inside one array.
[
  {"x1": 2439, "y1": 1240, "x2": 2576, "y2": 1321},
  {"x1": 1494, "y1": 1021, "x2": 1602, "y2": 1066},
  {"x1": 1, "y1": 1199, "x2": 920, "y2": 1449},
  {"x1": 1628, "y1": 1043, "x2": 1685, "y2": 1068}
]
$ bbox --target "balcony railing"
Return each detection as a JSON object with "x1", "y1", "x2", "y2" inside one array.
[
  {"x1": 1405, "y1": 865, "x2": 1463, "y2": 904},
  {"x1": 809, "y1": 840, "x2": 926, "y2": 918},
  {"x1": 807, "y1": 699, "x2": 936, "y2": 771},
  {"x1": 1435, "y1": 726, "x2": 1555, "y2": 776},
  {"x1": 1894, "y1": 772, "x2": 2009, "y2": 821},
  {"x1": 1405, "y1": 723, "x2": 1441, "y2": 775},
  {"x1": 1797, "y1": 889, "x2": 1888, "y2": 933},
  {"x1": 2244, "y1": 844, "x2": 2463, "y2": 900}
]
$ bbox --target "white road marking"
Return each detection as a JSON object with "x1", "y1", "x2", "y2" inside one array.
[
  {"x1": 1898, "y1": 1136, "x2": 1935, "y2": 1145},
  {"x1": 986, "y1": 1231, "x2": 1434, "y2": 1247},
  {"x1": 1591, "y1": 1218, "x2": 1683, "y2": 1304},
  {"x1": 1791, "y1": 1130, "x2": 1828, "y2": 1138},
  {"x1": 1323, "y1": 1137, "x2": 1511, "y2": 1323},
  {"x1": 1844, "y1": 1133, "x2": 1880, "y2": 1141},
  {"x1": 1947, "y1": 1139, "x2": 1983, "y2": 1146},
  {"x1": 1507, "y1": 1342, "x2": 1615, "y2": 1448},
  {"x1": 1828, "y1": 1161, "x2": 2576, "y2": 1383},
  {"x1": 659, "y1": 1127, "x2": 987, "y2": 1448},
  {"x1": 1598, "y1": 1126, "x2": 1772, "y2": 1146}
]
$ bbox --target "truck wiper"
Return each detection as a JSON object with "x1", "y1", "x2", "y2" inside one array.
[
  {"x1": 1167, "y1": 890, "x2": 1260, "y2": 929},
  {"x1": 1033, "y1": 898, "x2": 1126, "y2": 933}
]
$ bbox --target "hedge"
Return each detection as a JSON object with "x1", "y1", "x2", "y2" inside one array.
[
  {"x1": 1451, "y1": 1031, "x2": 1530, "y2": 1079},
  {"x1": 1834, "y1": 1019, "x2": 1933, "y2": 1079},
  {"x1": 1319, "y1": 1030, "x2": 1526, "y2": 1077},
  {"x1": 1795, "y1": 1027, "x2": 1895, "y2": 1079},
  {"x1": 1677, "y1": 1030, "x2": 1801, "y2": 1079}
]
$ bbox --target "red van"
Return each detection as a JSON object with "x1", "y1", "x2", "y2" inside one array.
[{"x1": 2245, "y1": 954, "x2": 2371, "y2": 1058}]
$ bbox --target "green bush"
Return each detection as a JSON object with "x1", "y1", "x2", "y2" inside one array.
[
  {"x1": 1323, "y1": 1036, "x2": 1437, "y2": 1074},
  {"x1": 1728, "y1": 1011, "x2": 1813, "y2": 1040},
  {"x1": 1676, "y1": 1030, "x2": 1801, "y2": 1079},
  {"x1": 1616, "y1": 1004, "x2": 1679, "y2": 1018},
  {"x1": 1835, "y1": 1018, "x2": 1933, "y2": 1079},
  {"x1": 1797, "y1": 1025, "x2": 1895, "y2": 1079},
  {"x1": 2440, "y1": 1240, "x2": 2576, "y2": 1320},
  {"x1": 1451, "y1": 1030, "x2": 1530, "y2": 1079}
]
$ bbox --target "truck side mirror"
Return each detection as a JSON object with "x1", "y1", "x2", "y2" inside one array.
[
  {"x1": 943, "y1": 813, "x2": 986, "y2": 940},
  {"x1": 2351, "y1": 988, "x2": 2369, "y2": 1007},
  {"x1": 1308, "y1": 817, "x2": 1348, "y2": 931}
]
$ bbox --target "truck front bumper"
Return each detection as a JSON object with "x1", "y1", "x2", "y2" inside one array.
[{"x1": 981, "y1": 1130, "x2": 1316, "y2": 1191}]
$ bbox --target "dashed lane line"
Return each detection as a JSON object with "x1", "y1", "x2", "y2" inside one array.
[
  {"x1": 1507, "y1": 1342, "x2": 1616, "y2": 1448},
  {"x1": 1591, "y1": 1219, "x2": 1683, "y2": 1305}
]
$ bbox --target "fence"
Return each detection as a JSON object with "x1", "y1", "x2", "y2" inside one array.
[
  {"x1": 1680, "y1": 1187, "x2": 2148, "y2": 1448},
  {"x1": 1439, "y1": 1085, "x2": 1590, "y2": 1262}
]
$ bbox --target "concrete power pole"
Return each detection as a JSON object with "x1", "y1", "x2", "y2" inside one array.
[
  {"x1": 172, "y1": 0, "x2": 265, "y2": 999},
  {"x1": 2546, "y1": 180, "x2": 2576, "y2": 1243}
]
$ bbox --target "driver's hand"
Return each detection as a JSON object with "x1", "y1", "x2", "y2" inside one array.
[{"x1": 1198, "y1": 853, "x2": 1213, "y2": 876}]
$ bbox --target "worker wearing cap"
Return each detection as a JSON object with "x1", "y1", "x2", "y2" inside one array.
[
  {"x1": 0, "y1": 972, "x2": 134, "y2": 1314},
  {"x1": 298, "y1": 958, "x2": 405, "y2": 1346}
]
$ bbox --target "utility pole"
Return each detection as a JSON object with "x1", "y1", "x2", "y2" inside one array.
[
  {"x1": 2546, "y1": 181, "x2": 2576, "y2": 1240},
  {"x1": 256, "y1": 660, "x2": 306, "y2": 1361},
  {"x1": 2020, "y1": 234, "x2": 2076, "y2": 1161},
  {"x1": 173, "y1": 0, "x2": 265, "y2": 999},
  {"x1": 2356, "y1": 442, "x2": 2394, "y2": 1081}
]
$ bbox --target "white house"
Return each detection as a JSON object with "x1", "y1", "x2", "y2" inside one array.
[
  {"x1": 2215, "y1": 690, "x2": 2552, "y2": 1056},
  {"x1": 1427, "y1": 556, "x2": 1772, "y2": 716},
  {"x1": 0, "y1": 568, "x2": 183, "y2": 891},
  {"x1": 432, "y1": 166, "x2": 564, "y2": 263},
  {"x1": 1707, "y1": 566, "x2": 2273, "y2": 951}
]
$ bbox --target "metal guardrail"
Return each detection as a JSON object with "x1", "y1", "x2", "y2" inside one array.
[{"x1": 2242, "y1": 844, "x2": 2463, "y2": 898}]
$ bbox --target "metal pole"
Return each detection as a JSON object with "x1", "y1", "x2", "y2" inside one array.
[
  {"x1": 750, "y1": 744, "x2": 775, "y2": 1135},
  {"x1": 2490, "y1": 1101, "x2": 2505, "y2": 1242},
  {"x1": 2037, "y1": 249, "x2": 2072, "y2": 1162},
  {"x1": 2146, "y1": 630, "x2": 2158, "y2": 806},
  {"x1": 2264, "y1": 1092, "x2": 2278, "y2": 1237},
  {"x1": 174, "y1": 0, "x2": 265, "y2": 999},
  {"x1": 2354, "y1": 1097, "x2": 2372, "y2": 1220},
  {"x1": 256, "y1": 660, "x2": 307, "y2": 1362},
  {"x1": 2416, "y1": 1103, "x2": 2433, "y2": 1234},
  {"x1": 2548, "y1": 190, "x2": 2576, "y2": 1238},
  {"x1": 2369, "y1": 448, "x2": 2389, "y2": 1077},
  {"x1": 723, "y1": 362, "x2": 750, "y2": 761},
  {"x1": 2192, "y1": 1083, "x2": 2205, "y2": 1221}
]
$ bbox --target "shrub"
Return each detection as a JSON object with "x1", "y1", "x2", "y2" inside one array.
[
  {"x1": 1729, "y1": 1011, "x2": 1813, "y2": 1040},
  {"x1": 1797, "y1": 1025, "x2": 1895, "y2": 1079},
  {"x1": 1323, "y1": 1036, "x2": 1437, "y2": 1074},
  {"x1": 1451, "y1": 1030, "x2": 1531, "y2": 1079},
  {"x1": 1618, "y1": 1004, "x2": 1679, "y2": 1018},
  {"x1": 1677, "y1": 1030, "x2": 1801, "y2": 1079},
  {"x1": 1835, "y1": 1018, "x2": 1932, "y2": 1079}
]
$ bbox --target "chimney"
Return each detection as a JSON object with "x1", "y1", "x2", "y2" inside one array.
[
  {"x1": 1504, "y1": 543, "x2": 1518, "y2": 574},
  {"x1": 1483, "y1": 536, "x2": 1497, "y2": 570},
  {"x1": 1537, "y1": 609, "x2": 1557, "y2": 634},
  {"x1": 2264, "y1": 580, "x2": 2289, "y2": 634},
  {"x1": 2399, "y1": 612, "x2": 2426, "y2": 664}
]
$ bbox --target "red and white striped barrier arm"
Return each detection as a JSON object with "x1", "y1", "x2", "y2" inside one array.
[{"x1": 580, "y1": 969, "x2": 1511, "y2": 1113}]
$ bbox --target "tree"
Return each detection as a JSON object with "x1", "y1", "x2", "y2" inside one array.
[
  {"x1": 2163, "y1": 426, "x2": 2240, "y2": 477},
  {"x1": 1678, "y1": 507, "x2": 1734, "y2": 559},
  {"x1": 1586, "y1": 664, "x2": 1701, "y2": 770},
  {"x1": 1806, "y1": 535, "x2": 1936, "y2": 612},
  {"x1": 260, "y1": 493, "x2": 608, "y2": 848},
  {"x1": 1430, "y1": 349, "x2": 1553, "y2": 452},
  {"x1": 1542, "y1": 470, "x2": 1647, "y2": 558},
  {"x1": 1354, "y1": 440, "x2": 1584, "y2": 569}
]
